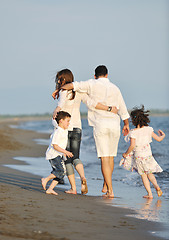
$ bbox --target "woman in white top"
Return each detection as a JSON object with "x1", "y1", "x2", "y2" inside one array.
[
  {"x1": 52, "y1": 69, "x2": 118, "y2": 195},
  {"x1": 121, "y1": 105, "x2": 165, "y2": 199}
]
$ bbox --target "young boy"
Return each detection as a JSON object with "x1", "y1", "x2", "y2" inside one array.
[{"x1": 41, "y1": 111, "x2": 73, "y2": 195}]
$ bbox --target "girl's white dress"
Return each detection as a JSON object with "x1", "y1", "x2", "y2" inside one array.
[{"x1": 120, "y1": 126, "x2": 163, "y2": 175}]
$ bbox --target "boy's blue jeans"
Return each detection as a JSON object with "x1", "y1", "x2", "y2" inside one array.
[{"x1": 49, "y1": 155, "x2": 66, "y2": 182}]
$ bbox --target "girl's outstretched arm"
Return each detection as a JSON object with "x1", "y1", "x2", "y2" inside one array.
[
  {"x1": 152, "y1": 130, "x2": 165, "y2": 142},
  {"x1": 122, "y1": 119, "x2": 130, "y2": 136},
  {"x1": 123, "y1": 138, "x2": 136, "y2": 158}
]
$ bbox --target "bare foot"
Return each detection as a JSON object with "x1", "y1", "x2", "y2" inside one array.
[
  {"x1": 81, "y1": 178, "x2": 88, "y2": 195},
  {"x1": 102, "y1": 186, "x2": 107, "y2": 193},
  {"x1": 46, "y1": 189, "x2": 58, "y2": 195},
  {"x1": 41, "y1": 178, "x2": 48, "y2": 190},
  {"x1": 65, "y1": 189, "x2": 77, "y2": 194},
  {"x1": 156, "y1": 188, "x2": 163, "y2": 197},
  {"x1": 107, "y1": 192, "x2": 114, "y2": 199},
  {"x1": 102, "y1": 191, "x2": 114, "y2": 198},
  {"x1": 143, "y1": 195, "x2": 153, "y2": 199},
  {"x1": 102, "y1": 192, "x2": 109, "y2": 197}
]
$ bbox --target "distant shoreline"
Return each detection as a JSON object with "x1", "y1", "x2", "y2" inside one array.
[
  {"x1": 149, "y1": 113, "x2": 169, "y2": 117},
  {"x1": 0, "y1": 111, "x2": 169, "y2": 121}
]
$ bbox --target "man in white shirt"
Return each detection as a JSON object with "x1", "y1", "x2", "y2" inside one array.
[{"x1": 61, "y1": 65, "x2": 130, "y2": 198}]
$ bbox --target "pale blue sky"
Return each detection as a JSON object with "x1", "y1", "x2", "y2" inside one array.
[{"x1": 0, "y1": 0, "x2": 168, "y2": 115}]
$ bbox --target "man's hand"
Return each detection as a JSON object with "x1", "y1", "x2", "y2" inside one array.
[
  {"x1": 52, "y1": 89, "x2": 59, "y2": 100},
  {"x1": 122, "y1": 119, "x2": 129, "y2": 136},
  {"x1": 122, "y1": 125, "x2": 129, "y2": 136},
  {"x1": 111, "y1": 106, "x2": 118, "y2": 114}
]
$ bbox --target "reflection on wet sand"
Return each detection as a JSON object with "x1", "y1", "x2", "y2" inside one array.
[
  {"x1": 103, "y1": 197, "x2": 162, "y2": 223},
  {"x1": 133, "y1": 199, "x2": 162, "y2": 222}
]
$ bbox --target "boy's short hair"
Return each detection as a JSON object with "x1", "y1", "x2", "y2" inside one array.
[
  {"x1": 55, "y1": 111, "x2": 71, "y2": 124},
  {"x1": 95, "y1": 65, "x2": 108, "y2": 79}
]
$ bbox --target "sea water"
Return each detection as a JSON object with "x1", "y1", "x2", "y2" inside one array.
[{"x1": 7, "y1": 116, "x2": 169, "y2": 239}]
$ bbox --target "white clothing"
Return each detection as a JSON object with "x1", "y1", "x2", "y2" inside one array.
[
  {"x1": 128, "y1": 126, "x2": 154, "y2": 158},
  {"x1": 122, "y1": 126, "x2": 163, "y2": 175},
  {"x1": 93, "y1": 127, "x2": 120, "y2": 157},
  {"x1": 57, "y1": 90, "x2": 97, "y2": 131},
  {"x1": 73, "y1": 78, "x2": 130, "y2": 129},
  {"x1": 46, "y1": 126, "x2": 68, "y2": 160},
  {"x1": 73, "y1": 78, "x2": 129, "y2": 157}
]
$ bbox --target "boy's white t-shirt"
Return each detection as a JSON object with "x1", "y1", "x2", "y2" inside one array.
[{"x1": 46, "y1": 126, "x2": 68, "y2": 160}]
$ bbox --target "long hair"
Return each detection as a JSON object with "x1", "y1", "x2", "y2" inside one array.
[
  {"x1": 130, "y1": 105, "x2": 150, "y2": 128},
  {"x1": 55, "y1": 69, "x2": 75, "y2": 100}
]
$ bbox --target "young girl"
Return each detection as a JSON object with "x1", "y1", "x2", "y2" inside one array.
[{"x1": 120, "y1": 105, "x2": 165, "y2": 199}]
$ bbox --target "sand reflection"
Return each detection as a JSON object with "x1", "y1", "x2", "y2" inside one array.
[{"x1": 136, "y1": 199, "x2": 162, "y2": 221}]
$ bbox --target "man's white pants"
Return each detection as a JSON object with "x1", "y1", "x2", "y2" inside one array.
[{"x1": 93, "y1": 126, "x2": 120, "y2": 158}]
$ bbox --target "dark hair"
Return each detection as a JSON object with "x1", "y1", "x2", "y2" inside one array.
[
  {"x1": 55, "y1": 111, "x2": 71, "y2": 124},
  {"x1": 95, "y1": 65, "x2": 108, "y2": 79},
  {"x1": 55, "y1": 69, "x2": 75, "y2": 100},
  {"x1": 130, "y1": 105, "x2": 150, "y2": 128}
]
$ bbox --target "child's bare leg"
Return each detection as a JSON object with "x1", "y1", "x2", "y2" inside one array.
[
  {"x1": 141, "y1": 173, "x2": 153, "y2": 198},
  {"x1": 41, "y1": 173, "x2": 56, "y2": 190},
  {"x1": 46, "y1": 180, "x2": 58, "y2": 195},
  {"x1": 75, "y1": 163, "x2": 88, "y2": 194},
  {"x1": 148, "y1": 173, "x2": 163, "y2": 197},
  {"x1": 147, "y1": 173, "x2": 159, "y2": 189}
]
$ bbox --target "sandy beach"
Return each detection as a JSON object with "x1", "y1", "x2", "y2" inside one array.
[{"x1": 0, "y1": 118, "x2": 164, "y2": 240}]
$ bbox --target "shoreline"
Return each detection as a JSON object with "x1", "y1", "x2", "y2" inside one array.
[
  {"x1": 0, "y1": 111, "x2": 169, "y2": 122},
  {"x1": 0, "y1": 119, "x2": 165, "y2": 240}
]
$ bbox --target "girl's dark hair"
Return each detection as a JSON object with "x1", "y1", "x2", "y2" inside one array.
[
  {"x1": 55, "y1": 111, "x2": 71, "y2": 124},
  {"x1": 130, "y1": 105, "x2": 150, "y2": 128},
  {"x1": 55, "y1": 69, "x2": 75, "y2": 100}
]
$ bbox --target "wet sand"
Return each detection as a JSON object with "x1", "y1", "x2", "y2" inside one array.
[{"x1": 0, "y1": 118, "x2": 164, "y2": 240}]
